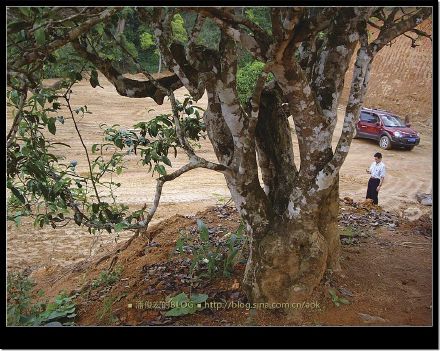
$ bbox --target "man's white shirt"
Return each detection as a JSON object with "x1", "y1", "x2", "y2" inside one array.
[{"x1": 369, "y1": 161, "x2": 386, "y2": 179}]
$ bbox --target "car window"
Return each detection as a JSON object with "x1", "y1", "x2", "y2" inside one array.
[
  {"x1": 360, "y1": 112, "x2": 371, "y2": 122},
  {"x1": 360, "y1": 112, "x2": 378, "y2": 123},
  {"x1": 369, "y1": 114, "x2": 379, "y2": 123},
  {"x1": 381, "y1": 115, "x2": 406, "y2": 127}
]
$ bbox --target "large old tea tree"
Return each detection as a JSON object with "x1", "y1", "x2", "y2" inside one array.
[{"x1": 7, "y1": 7, "x2": 431, "y2": 304}]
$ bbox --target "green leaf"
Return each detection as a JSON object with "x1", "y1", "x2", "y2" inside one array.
[
  {"x1": 190, "y1": 293, "x2": 208, "y2": 304},
  {"x1": 90, "y1": 69, "x2": 102, "y2": 88},
  {"x1": 170, "y1": 292, "x2": 188, "y2": 304},
  {"x1": 149, "y1": 123, "x2": 158, "y2": 137},
  {"x1": 47, "y1": 117, "x2": 56, "y2": 135},
  {"x1": 95, "y1": 22, "x2": 105, "y2": 35},
  {"x1": 19, "y1": 7, "x2": 32, "y2": 17},
  {"x1": 155, "y1": 164, "x2": 166, "y2": 176},
  {"x1": 114, "y1": 222, "x2": 128, "y2": 233},
  {"x1": 175, "y1": 237, "x2": 185, "y2": 253},
  {"x1": 73, "y1": 211, "x2": 83, "y2": 226},
  {"x1": 197, "y1": 219, "x2": 209, "y2": 242},
  {"x1": 114, "y1": 138, "x2": 124, "y2": 149},
  {"x1": 34, "y1": 28, "x2": 46, "y2": 45},
  {"x1": 10, "y1": 187, "x2": 26, "y2": 204},
  {"x1": 162, "y1": 156, "x2": 172, "y2": 167},
  {"x1": 165, "y1": 307, "x2": 192, "y2": 317}
]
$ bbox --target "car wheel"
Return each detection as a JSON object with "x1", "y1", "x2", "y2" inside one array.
[{"x1": 379, "y1": 135, "x2": 392, "y2": 150}]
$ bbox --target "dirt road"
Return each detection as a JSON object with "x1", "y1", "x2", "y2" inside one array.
[{"x1": 6, "y1": 76, "x2": 433, "y2": 270}]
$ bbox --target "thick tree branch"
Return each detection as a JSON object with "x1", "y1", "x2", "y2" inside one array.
[
  {"x1": 410, "y1": 28, "x2": 432, "y2": 40},
  {"x1": 148, "y1": 8, "x2": 206, "y2": 101},
  {"x1": 12, "y1": 7, "x2": 121, "y2": 70},
  {"x1": 369, "y1": 7, "x2": 432, "y2": 54},
  {"x1": 194, "y1": 7, "x2": 271, "y2": 43},
  {"x1": 103, "y1": 27, "x2": 229, "y2": 175},
  {"x1": 184, "y1": 14, "x2": 220, "y2": 73},
  {"x1": 71, "y1": 39, "x2": 182, "y2": 104},
  {"x1": 284, "y1": 7, "x2": 337, "y2": 55},
  {"x1": 194, "y1": 8, "x2": 270, "y2": 62},
  {"x1": 316, "y1": 22, "x2": 372, "y2": 190},
  {"x1": 50, "y1": 158, "x2": 228, "y2": 234},
  {"x1": 270, "y1": 8, "x2": 284, "y2": 42}
]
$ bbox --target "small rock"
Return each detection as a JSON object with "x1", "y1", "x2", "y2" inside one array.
[
  {"x1": 416, "y1": 192, "x2": 432, "y2": 206},
  {"x1": 421, "y1": 198, "x2": 432, "y2": 206},
  {"x1": 358, "y1": 313, "x2": 387, "y2": 324},
  {"x1": 403, "y1": 207, "x2": 422, "y2": 221},
  {"x1": 338, "y1": 287, "x2": 354, "y2": 297},
  {"x1": 44, "y1": 321, "x2": 63, "y2": 326}
]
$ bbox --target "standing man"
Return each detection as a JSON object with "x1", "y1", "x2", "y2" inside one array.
[{"x1": 365, "y1": 152, "x2": 386, "y2": 205}]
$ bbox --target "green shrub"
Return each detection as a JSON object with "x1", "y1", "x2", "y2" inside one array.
[
  {"x1": 165, "y1": 292, "x2": 208, "y2": 317},
  {"x1": 7, "y1": 272, "x2": 77, "y2": 326},
  {"x1": 91, "y1": 265, "x2": 123, "y2": 289},
  {"x1": 175, "y1": 220, "x2": 246, "y2": 280},
  {"x1": 236, "y1": 60, "x2": 273, "y2": 105},
  {"x1": 96, "y1": 295, "x2": 118, "y2": 325}
]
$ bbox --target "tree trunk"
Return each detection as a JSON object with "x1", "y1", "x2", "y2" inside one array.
[
  {"x1": 242, "y1": 207, "x2": 331, "y2": 304},
  {"x1": 157, "y1": 52, "x2": 162, "y2": 74}
]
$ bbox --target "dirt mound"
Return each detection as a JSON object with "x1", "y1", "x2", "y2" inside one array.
[
  {"x1": 26, "y1": 201, "x2": 432, "y2": 326},
  {"x1": 341, "y1": 19, "x2": 433, "y2": 130},
  {"x1": 398, "y1": 213, "x2": 432, "y2": 237}
]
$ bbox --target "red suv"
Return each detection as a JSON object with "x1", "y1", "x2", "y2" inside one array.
[{"x1": 354, "y1": 107, "x2": 420, "y2": 150}]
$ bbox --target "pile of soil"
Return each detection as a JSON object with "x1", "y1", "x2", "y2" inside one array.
[
  {"x1": 398, "y1": 213, "x2": 432, "y2": 237},
  {"x1": 28, "y1": 199, "x2": 432, "y2": 326},
  {"x1": 341, "y1": 20, "x2": 433, "y2": 129}
]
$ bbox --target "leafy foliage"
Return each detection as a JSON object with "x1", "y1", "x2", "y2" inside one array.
[
  {"x1": 140, "y1": 32, "x2": 155, "y2": 50},
  {"x1": 7, "y1": 63, "x2": 206, "y2": 235},
  {"x1": 7, "y1": 84, "x2": 75, "y2": 229},
  {"x1": 175, "y1": 220, "x2": 246, "y2": 280},
  {"x1": 96, "y1": 295, "x2": 121, "y2": 325},
  {"x1": 171, "y1": 14, "x2": 188, "y2": 43},
  {"x1": 244, "y1": 8, "x2": 272, "y2": 34},
  {"x1": 237, "y1": 60, "x2": 274, "y2": 105},
  {"x1": 98, "y1": 96, "x2": 206, "y2": 176},
  {"x1": 7, "y1": 272, "x2": 77, "y2": 326},
  {"x1": 328, "y1": 288, "x2": 350, "y2": 307},
  {"x1": 6, "y1": 75, "x2": 131, "y2": 233},
  {"x1": 165, "y1": 292, "x2": 208, "y2": 317},
  {"x1": 91, "y1": 266, "x2": 123, "y2": 289}
]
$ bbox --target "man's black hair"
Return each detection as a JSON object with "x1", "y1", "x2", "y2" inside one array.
[{"x1": 374, "y1": 152, "x2": 382, "y2": 159}]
